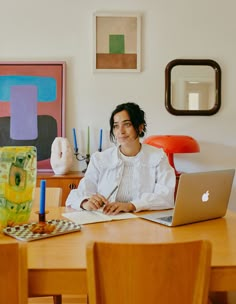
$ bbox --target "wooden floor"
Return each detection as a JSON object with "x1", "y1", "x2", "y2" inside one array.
[
  {"x1": 28, "y1": 295, "x2": 87, "y2": 304},
  {"x1": 28, "y1": 292, "x2": 236, "y2": 304},
  {"x1": 209, "y1": 292, "x2": 236, "y2": 304}
]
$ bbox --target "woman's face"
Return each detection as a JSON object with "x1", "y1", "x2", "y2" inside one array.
[{"x1": 113, "y1": 110, "x2": 140, "y2": 146}]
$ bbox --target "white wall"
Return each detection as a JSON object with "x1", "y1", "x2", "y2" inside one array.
[{"x1": 1, "y1": 0, "x2": 236, "y2": 209}]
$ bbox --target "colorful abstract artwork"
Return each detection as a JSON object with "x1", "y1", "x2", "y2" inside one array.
[
  {"x1": 0, "y1": 146, "x2": 37, "y2": 228},
  {"x1": 94, "y1": 12, "x2": 141, "y2": 72},
  {"x1": 0, "y1": 62, "x2": 65, "y2": 171}
]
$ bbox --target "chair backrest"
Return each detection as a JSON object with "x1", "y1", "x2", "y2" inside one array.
[
  {"x1": 86, "y1": 240, "x2": 211, "y2": 304},
  {"x1": 0, "y1": 242, "x2": 28, "y2": 304},
  {"x1": 34, "y1": 187, "x2": 62, "y2": 207}
]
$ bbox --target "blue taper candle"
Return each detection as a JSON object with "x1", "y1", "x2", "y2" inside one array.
[
  {"x1": 73, "y1": 128, "x2": 78, "y2": 152},
  {"x1": 39, "y1": 180, "x2": 46, "y2": 214},
  {"x1": 99, "y1": 128, "x2": 103, "y2": 151}
]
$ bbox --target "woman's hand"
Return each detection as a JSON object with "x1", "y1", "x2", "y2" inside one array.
[
  {"x1": 81, "y1": 194, "x2": 108, "y2": 211},
  {"x1": 103, "y1": 202, "x2": 136, "y2": 215}
]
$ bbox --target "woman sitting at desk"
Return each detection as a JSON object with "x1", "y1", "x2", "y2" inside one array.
[{"x1": 66, "y1": 102, "x2": 175, "y2": 215}]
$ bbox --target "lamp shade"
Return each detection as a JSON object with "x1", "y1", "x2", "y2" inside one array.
[
  {"x1": 144, "y1": 135, "x2": 200, "y2": 154},
  {"x1": 144, "y1": 135, "x2": 200, "y2": 175}
]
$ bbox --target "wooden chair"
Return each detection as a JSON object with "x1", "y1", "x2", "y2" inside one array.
[
  {"x1": 34, "y1": 187, "x2": 63, "y2": 207},
  {"x1": 33, "y1": 187, "x2": 63, "y2": 304},
  {"x1": 86, "y1": 240, "x2": 212, "y2": 304},
  {"x1": 0, "y1": 242, "x2": 28, "y2": 304}
]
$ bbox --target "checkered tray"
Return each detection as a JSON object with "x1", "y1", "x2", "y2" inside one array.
[{"x1": 3, "y1": 219, "x2": 81, "y2": 242}]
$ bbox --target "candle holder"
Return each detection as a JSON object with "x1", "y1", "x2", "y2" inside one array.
[
  {"x1": 35, "y1": 210, "x2": 49, "y2": 223},
  {"x1": 74, "y1": 149, "x2": 90, "y2": 173}
]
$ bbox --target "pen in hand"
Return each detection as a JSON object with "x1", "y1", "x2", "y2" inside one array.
[
  {"x1": 106, "y1": 185, "x2": 118, "y2": 201},
  {"x1": 100, "y1": 186, "x2": 118, "y2": 209}
]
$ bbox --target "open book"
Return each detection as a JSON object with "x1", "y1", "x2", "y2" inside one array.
[{"x1": 62, "y1": 209, "x2": 137, "y2": 225}]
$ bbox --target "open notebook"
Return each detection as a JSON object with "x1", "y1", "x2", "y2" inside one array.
[{"x1": 62, "y1": 209, "x2": 137, "y2": 225}]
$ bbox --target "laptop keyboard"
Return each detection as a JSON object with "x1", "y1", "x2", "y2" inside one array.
[{"x1": 157, "y1": 216, "x2": 173, "y2": 223}]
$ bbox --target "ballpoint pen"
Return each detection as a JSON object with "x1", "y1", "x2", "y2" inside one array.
[{"x1": 106, "y1": 185, "x2": 118, "y2": 201}]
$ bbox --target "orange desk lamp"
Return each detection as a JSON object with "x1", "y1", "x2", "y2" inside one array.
[{"x1": 144, "y1": 135, "x2": 200, "y2": 176}]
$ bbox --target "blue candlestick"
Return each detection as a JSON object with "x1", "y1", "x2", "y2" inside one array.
[
  {"x1": 99, "y1": 128, "x2": 103, "y2": 152},
  {"x1": 73, "y1": 128, "x2": 78, "y2": 152},
  {"x1": 39, "y1": 180, "x2": 46, "y2": 214}
]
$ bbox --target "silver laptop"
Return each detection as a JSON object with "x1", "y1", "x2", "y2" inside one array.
[{"x1": 140, "y1": 169, "x2": 235, "y2": 227}]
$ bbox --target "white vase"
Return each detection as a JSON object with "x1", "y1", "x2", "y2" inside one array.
[{"x1": 50, "y1": 137, "x2": 73, "y2": 175}]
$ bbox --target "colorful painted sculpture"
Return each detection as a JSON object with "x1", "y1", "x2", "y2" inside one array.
[{"x1": 0, "y1": 146, "x2": 37, "y2": 228}]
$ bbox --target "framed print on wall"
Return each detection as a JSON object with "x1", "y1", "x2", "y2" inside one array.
[
  {"x1": 0, "y1": 61, "x2": 65, "y2": 172},
  {"x1": 93, "y1": 12, "x2": 141, "y2": 72}
]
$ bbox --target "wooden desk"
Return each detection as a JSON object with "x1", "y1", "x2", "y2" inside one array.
[{"x1": 2, "y1": 208, "x2": 236, "y2": 296}]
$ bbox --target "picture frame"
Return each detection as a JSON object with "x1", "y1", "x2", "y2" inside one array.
[
  {"x1": 93, "y1": 12, "x2": 141, "y2": 72},
  {"x1": 0, "y1": 61, "x2": 66, "y2": 172}
]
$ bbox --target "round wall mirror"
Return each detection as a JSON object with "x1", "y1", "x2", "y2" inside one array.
[{"x1": 165, "y1": 59, "x2": 221, "y2": 115}]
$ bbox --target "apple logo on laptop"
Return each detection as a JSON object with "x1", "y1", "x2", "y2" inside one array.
[{"x1": 201, "y1": 190, "x2": 209, "y2": 202}]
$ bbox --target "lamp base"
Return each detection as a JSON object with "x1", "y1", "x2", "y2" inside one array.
[{"x1": 167, "y1": 153, "x2": 181, "y2": 177}]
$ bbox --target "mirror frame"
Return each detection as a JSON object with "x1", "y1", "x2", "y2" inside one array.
[{"x1": 165, "y1": 59, "x2": 221, "y2": 116}]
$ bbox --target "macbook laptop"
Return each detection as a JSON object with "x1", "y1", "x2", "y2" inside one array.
[{"x1": 140, "y1": 169, "x2": 235, "y2": 227}]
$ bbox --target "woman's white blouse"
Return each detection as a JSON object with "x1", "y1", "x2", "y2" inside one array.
[{"x1": 65, "y1": 144, "x2": 176, "y2": 212}]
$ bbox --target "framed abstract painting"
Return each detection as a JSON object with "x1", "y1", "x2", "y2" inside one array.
[
  {"x1": 0, "y1": 61, "x2": 66, "y2": 172},
  {"x1": 93, "y1": 12, "x2": 141, "y2": 72}
]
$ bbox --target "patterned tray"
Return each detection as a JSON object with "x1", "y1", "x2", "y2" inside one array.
[{"x1": 3, "y1": 219, "x2": 81, "y2": 242}]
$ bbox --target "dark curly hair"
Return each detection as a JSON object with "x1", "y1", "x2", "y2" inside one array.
[{"x1": 109, "y1": 102, "x2": 147, "y2": 142}]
